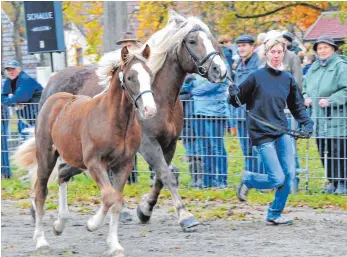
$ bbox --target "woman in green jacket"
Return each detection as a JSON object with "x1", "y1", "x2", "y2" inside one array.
[{"x1": 303, "y1": 36, "x2": 347, "y2": 195}]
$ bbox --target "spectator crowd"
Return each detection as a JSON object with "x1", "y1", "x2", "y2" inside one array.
[{"x1": 2, "y1": 30, "x2": 347, "y2": 197}]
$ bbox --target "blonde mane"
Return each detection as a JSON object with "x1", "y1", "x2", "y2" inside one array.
[
  {"x1": 96, "y1": 48, "x2": 148, "y2": 90},
  {"x1": 95, "y1": 11, "x2": 211, "y2": 95},
  {"x1": 145, "y1": 12, "x2": 211, "y2": 75}
]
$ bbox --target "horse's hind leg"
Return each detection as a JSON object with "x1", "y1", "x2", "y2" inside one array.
[
  {"x1": 52, "y1": 158, "x2": 84, "y2": 235},
  {"x1": 137, "y1": 137, "x2": 199, "y2": 230},
  {"x1": 52, "y1": 181, "x2": 68, "y2": 235},
  {"x1": 33, "y1": 142, "x2": 58, "y2": 249}
]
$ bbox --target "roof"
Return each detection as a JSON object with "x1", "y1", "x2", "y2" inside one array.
[{"x1": 304, "y1": 11, "x2": 347, "y2": 42}]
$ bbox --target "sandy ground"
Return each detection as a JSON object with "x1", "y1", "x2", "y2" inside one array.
[{"x1": 1, "y1": 199, "x2": 347, "y2": 257}]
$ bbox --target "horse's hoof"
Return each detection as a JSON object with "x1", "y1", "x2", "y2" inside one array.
[
  {"x1": 52, "y1": 221, "x2": 63, "y2": 236},
  {"x1": 107, "y1": 249, "x2": 125, "y2": 257},
  {"x1": 136, "y1": 205, "x2": 151, "y2": 223},
  {"x1": 180, "y1": 217, "x2": 200, "y2": 230},
  {"x1": 30, "y1": 205, "x2": 36, "y2": 221},
  {"x1": 119, "y1": 210, "x2": 132, "y2": 223},
  {"x1": 35, "y1": 239, "x2": 50, "y2": 251}
]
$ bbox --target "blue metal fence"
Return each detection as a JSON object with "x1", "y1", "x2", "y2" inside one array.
[{"x1": 1, "y1": 98, "x2": 346, "y2": 194}]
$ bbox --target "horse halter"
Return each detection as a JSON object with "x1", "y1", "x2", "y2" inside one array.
[
  {"x1": 118, "y1": 70, "x2": 153, "y2": 110},
  {"x1": 182, "y1": 28, "x2": 220, "y2": 77}
]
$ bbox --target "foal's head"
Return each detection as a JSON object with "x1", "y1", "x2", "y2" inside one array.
[{"x1": 119, "y1": 45, "x2": 156, "y2": 120}]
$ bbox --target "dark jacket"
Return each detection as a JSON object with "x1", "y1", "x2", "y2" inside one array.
[
  {"x1": 234, "y1": 53, "x2": 260, "y2": 87},
  {"x1": 229, "y1": 65, "x2": 313, "y2": 146},
  {"x1": 1, "y1": 71, "x2": 43, "y2": 105},
  {"x1": 289, "y1": 41, "x2": 302, "y2": 55}
]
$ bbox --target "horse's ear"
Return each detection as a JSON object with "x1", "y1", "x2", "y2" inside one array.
[
  {"x1": 142, "y1": 44, "x2": 150, "y2": 60},
  {"x1": 121, "y1": 46, "x2": 129, "y2": 62},
  {"x1": 167, "y1": 9, "x2": 186, "y2": 28}
]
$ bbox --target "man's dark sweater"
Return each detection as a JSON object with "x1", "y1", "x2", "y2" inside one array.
[{"x1": 229, "y1": 65, "x2": 313, "y2": 146}]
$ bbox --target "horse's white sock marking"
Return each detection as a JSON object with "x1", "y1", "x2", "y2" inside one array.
[
  {"x1": 87, "y1": 203, "x2": 106, "y2": 231},
  {"x1": 53, "y1": 182, "x2": 69, "y2": 233}
]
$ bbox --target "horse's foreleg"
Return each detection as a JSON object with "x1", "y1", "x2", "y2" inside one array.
[
  {"x1": 137, "y1": 138, "x2": 199, "y2": 229},
  {"x1": 106, "y1": 162, "x2": 131, "y2": 257},
  {"x1": 34, "y1": 146, "x2": 58, "y2": 249},
  {"x1": 85, "y1": 161, "x2": 119, "y2": 233}
]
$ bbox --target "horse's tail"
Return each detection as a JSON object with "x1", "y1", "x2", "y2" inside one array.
[{"x1": 12, "y1": 135, "x2": 59, "y2": 188}]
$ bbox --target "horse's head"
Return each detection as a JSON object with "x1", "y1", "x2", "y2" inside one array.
[
  {"x1": 119, "y1": 44, "x2": 157, "y2": 120},
  {"x1": 170, "y1": 12, "x2": 227, "y2": 83}
]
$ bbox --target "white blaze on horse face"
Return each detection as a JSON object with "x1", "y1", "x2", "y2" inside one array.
[
  {"x1": 198, "y1": 31, "x2": 227, "y2": 78},
  {"x1": 131, "y1": 63, "x2": 157, "y2": 118}
]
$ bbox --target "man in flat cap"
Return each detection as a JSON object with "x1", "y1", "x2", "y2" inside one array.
[{"x1": 234, "y1": 35, "x2": 262, "y2": 174}]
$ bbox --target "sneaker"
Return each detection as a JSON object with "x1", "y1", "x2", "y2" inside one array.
[
  {"x1": 266, "y1": 216, "x2": 293, "y2": 225},
  {"x1": 237, "y1": 181, "x2": 249, "y2": 202}
]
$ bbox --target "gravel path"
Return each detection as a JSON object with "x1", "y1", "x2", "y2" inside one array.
[{"x1": 1, "y1": 199, "x2": 347, "y2": 257}]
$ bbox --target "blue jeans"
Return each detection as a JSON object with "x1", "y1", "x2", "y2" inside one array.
[
  {"x1": 237, "y1": 120, "x2": 263, "y2": 173},
  {"x1": 193, "y1": 116, "x2": 228, "y2": 187},
  {"x1": 243, "y1": 135, "x2": 295, "y2": 220}
]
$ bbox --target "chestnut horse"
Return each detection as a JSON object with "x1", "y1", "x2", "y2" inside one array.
[
  {"x1": 15, "y1": 11, "x2": 227, "y2": 230},
  {"x1": 32, "y1": 45, "x2": 155, "y2": 256}
]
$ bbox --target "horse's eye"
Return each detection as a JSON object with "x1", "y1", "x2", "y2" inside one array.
[
  {"x1": 189, "y1": 40, "x2": 196, "y2": 45},
  {"x1": 127, "y1": 77, "x2": 131, "y2": 81}
]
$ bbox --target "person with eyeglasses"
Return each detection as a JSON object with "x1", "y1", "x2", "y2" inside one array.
[{"x1": 228, "y1": 38, "x2": 314, "y2": 225}]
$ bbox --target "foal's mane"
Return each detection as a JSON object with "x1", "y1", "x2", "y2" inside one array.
[
  {"x1": 96, "y1": 49, "x2": 148, "y2": 90},
  {"x1": 95, "y1": 11, "x2": 212, "y2": 94}
]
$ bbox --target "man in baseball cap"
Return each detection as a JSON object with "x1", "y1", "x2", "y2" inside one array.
[
  {"x1": 1, "y1": 59, "x2": 43, "y2": 134},
  {"x1": 4, "y1": 60, "x2": 20, "y2": 69}
]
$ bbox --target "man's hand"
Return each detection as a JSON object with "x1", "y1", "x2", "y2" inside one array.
[
  {"x1": 228, "y1": 82, "x2": 239, "y2": 96},
  {"x1": 302, "y1": 123, "x2": 314, "y2": 138},
  {"x1": 14, "y1": 104, "x2": 25, "y2": 110},
  {"x1": 318, "y1": 98, "x2": 329, "y2": 108},
  {"x1": 304, "y1": 98, "x2": 312, "y2": 107},
  {"x1": 184, "y1": 75, "x2": 196, "y2": 84},
  {"x1": 229, "y1": 127, "x2": 237, "y2": 136}
]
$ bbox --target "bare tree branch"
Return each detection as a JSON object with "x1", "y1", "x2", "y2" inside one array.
[{"x1": 236, "y1": 3, "x2": 325, "y2": 19}]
